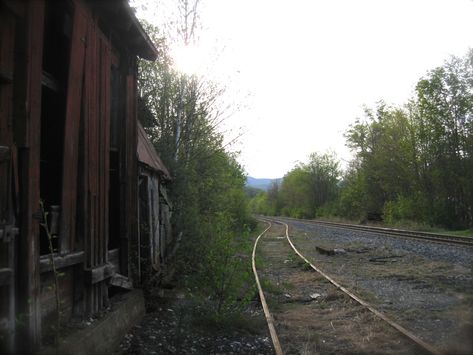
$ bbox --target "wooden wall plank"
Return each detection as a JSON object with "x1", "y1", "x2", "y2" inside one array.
[
  {"x1": 16, "y1": 0, "x2": 46, "y2": 351},
  {"x1": 60, "y1": 3, "x2": 88, "y2": 254},
  {"x1": 0, "y1": 9, "x2": 15, "y2": 86},
  {"x1": 118, "y1": 59, "x2": 129, "y2": 278},
  {"x1": 82, "y1": 16, "x2": 92, "y2": 271},
  {"x1": 97, "y1": 36, "x2": 104, "y2": 311},
  {"x1": 2, "y1": 0, "x2": 147, "y2": 343},
  {"x1": 85, "y1": 17, "x2": 99, "y2": 313},
  {"x1": 0, "y1": 14, "x2": 16, "y2": 341},
  {"x1": 80, "y1": 9, "x2": 97, "y2": 316},
  {"x1": 98, "y1": 32, "x2": 112, "y2": 308},
  {"x1": 0, "y1": 0, "x2": 25, "y2": 17},
  {"x1": 79, "y1": 12, "x2": 114, "y2": 313},
  {"x1": 89, "y1": 19, "x2": 98, "y2": 271},
  {"x1": 99, "y1": 34, "x2": 111, "y2": 265},
  {"x1": 84, "y1": 17, "x2": 99, "y2": 272},
  {"x1": 0, "y1": 11, "x2": 15, "y2": 231},
  {"x1": 126, "y1": 67, "x2": 139, "y2": 282}
]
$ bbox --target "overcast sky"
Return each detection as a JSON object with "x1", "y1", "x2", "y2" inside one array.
[{"x1": 134, "y1": 0, "x2": 473, "y2": 178}]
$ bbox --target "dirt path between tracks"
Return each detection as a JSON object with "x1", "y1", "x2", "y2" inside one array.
[{"x1": 255, "y1": 223, "x2": 420, "y2": 354}]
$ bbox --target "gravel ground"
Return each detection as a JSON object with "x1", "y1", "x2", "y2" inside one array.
[
  {"x1": 115, "y1": 294, "x2": 274, "y2": 355},
  {"x1": 278, "y1": 218, "x2": 473, "y2": 354},
  {"x1": 287, "y1": 219, "x2": 473, "y2": 268}
]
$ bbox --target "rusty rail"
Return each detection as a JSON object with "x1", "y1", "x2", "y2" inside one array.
[
  {"x1": 252, "y1": 220, "x2": 284, "y2": 355},
  {"x1": 275, "y1": 219, "x2": 442, "y2": 355},
  {"x1": 273, "y1": 216, "x2": 473, "y2": 247}
]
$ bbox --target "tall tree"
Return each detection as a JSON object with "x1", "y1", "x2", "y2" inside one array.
[
  {"x1": 306, "y1": 152, "x2": 340, "y2": 213},
  {"x1": 413, "y1": 50, "x2": 473, "y2": 227},
  {"x1": 280, "y1": 165, "x2": 313, "y2": 218},
  {"x1": 135, "y1": 14, "x2": 254, "y2": 316},
  {"x1": 278, "y1": 152, "x2": 340, "y2": 218},
  {"x1": 344, "y1": 103, "x2": 418, "y2": 217},
  {"x1": 341, "y1": 50, "x2": 473, "y2": 228}
]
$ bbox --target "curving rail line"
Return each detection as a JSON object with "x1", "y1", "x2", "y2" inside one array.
[
  {"x1": 252, "y1": 221, "x2": 284, "y2": 355},
  {"x1": 253, "y1": 217, "x2": 443, "y2": 355},
  {"x1": 274, "y1": 216, "x2": 473, "y2": 247}
]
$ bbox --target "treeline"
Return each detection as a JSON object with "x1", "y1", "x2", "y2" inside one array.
[
  {"x1": 251, "y1": 50, "x2": 473, "y2": 229},
  {"x1": 138, "y1": 21, "x2": 255, "y2": 316}
]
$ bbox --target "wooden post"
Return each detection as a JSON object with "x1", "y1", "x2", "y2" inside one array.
[
  {"x1": 60, "y1": 2, "x2": 88, "y2": 255},
  {"x1": 125, "y1": 63, "x2": 139, "y2": 284},
  {"x1": 15, "y1": 0, "x2": 45, "y2": 351},
  {"x1": 98, "y1": 31, "x2": 111, "y2": 307},
  {"x1": 80, "y1": 13, "x2": 113, "y2": 313}
]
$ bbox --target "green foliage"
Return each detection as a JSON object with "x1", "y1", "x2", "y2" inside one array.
[
  {"x1": 280, "y1": 165, "x2": 314, "y2": 218},
  {"x1": 266, "y1": 181, "x2": 282, "y2": 215},
  {"x1": 344, "y1": 103, "x2": 417, "y2": 214},
  {"x1": 247, "y1": 182, "x2": 282, "y2": 216},
  {"x1": 248, "y1": 152, "x2": 341, "y2": 219},
  {"x1": 340, "y1": 50, "x2": 473, "y2": 228},
  {"x1": 382, "y1": 194, "x2": 428, "y2": 225},
  {"x1": 195, "y1": 213, "x2": 255, "y2": 317},
  {"x1": 248, "y1": 191, "x2": 270, "y2": 215},
  {"x1": 279, "y1": 152, "x2": 341, "y2": 218},
  {"x1": 137, "y1": 21, "x2": 255, "y2": 318},
  {"x1": 411, "y1": 50, "x2": 473, "y2": 228},
  {"x1": 244, "y1": 186, "x2": 263, "y2": 199},
  {"x1": 251, "y1": 50, "x2": 473, "y2": 230},
  {"x1": 336, "y1": 165, "x2": 366, "y2": 220}
]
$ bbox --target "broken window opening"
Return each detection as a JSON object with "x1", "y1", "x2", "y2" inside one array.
[{"x1": 39, "y1": 2, "x2": 71, "y2": 255}]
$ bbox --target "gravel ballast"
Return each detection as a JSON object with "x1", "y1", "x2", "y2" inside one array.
[{"x1": 279, "y1": 218, "x2": 473, "y2": 354}]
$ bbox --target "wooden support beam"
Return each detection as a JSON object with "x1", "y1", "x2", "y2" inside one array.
[
  {"x1": 38, "y1": 249, "x2": 121, "y2": 274},
  {"x1": 110, "y1": 273, "x2": 133, "y2": 290},
  {"x1": 98, "y1": 31, "x2": 111, "y2": 267},
  {"x1": 39, "y1": 251, "x2": 84, "y2": 273},
  {"x1": 60, "y1": 1, "x2": 88, "y2": 254},
  {"x1": 159, "y1": 184, "x2": 172, "y2": 208},
  {"x1": 124, "y1": 67, "x2": 139, "y2": 283},
  {"x1": 0, "y1": 11, "x2": 17, "y2": 351},
  {"x1": 16, "y1": 0, "x2": 45, "y2": 350},
  {"x1": 85, "y1": 263, "x2": 115, "y2": 285}
]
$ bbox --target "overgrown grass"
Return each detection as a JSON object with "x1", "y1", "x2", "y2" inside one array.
[
  {"x1": 386, "y1": 221, "x2": 473, "y2": 237},
  {"x1": 159, "y1": 216, "x2": 264, "y2": 331},
  {"x1": 189, "y1": 302, "x2": 267, "y2": 335},
  {"x1": 437, "y1": 229, "x2": 473, "y2": 238},
  {"x1": 261, "y1": 279, "x2": 284, "y2": 295}
]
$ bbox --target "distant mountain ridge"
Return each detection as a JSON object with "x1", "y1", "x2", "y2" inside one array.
[{"x1": 246, "y1": 176, "x2": 282, "y2": 191}]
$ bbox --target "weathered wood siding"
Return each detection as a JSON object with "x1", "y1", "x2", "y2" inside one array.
[
  {"x1": 0, "y1": 0, "x2": 162, "y2": 352},
  {"x1": 0, "y1": 3, "x2": 19, "y2": 352}
]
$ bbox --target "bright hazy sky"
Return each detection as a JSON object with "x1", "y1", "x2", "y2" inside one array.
[{"x1": 134, "y1": 0, "x2": 473, "y2": 178}]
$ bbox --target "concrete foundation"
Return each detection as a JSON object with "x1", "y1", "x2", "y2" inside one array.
[{"x1": 40, "y1": 290, "x2": 145, "y2": 355}]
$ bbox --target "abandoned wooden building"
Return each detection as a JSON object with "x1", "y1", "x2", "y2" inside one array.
[
  {"x1": 0, "y1": 0, "x2": 173, "y2": 353},
  {"x1": 137, "y1": 122, "x2": 173, "y2": 280}
]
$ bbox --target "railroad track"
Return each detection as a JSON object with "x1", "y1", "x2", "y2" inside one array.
[
  {"x1": 252, "y1": 221, "x2": 284, "y2": 355},
  {"x1": 253, "y1": 218, "x2": 443, "y2": 355},
  {"x1": 271, "y1": 216, "x2": 473, "y2": 247}
]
